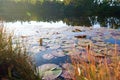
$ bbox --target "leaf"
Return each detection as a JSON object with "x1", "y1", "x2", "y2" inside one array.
[
  {"x1": 26, "y1": 12, "x2": 31, "y2": 17},
  {"x1": 38, "y1": 64, "x2": 62, "y2": 80}
]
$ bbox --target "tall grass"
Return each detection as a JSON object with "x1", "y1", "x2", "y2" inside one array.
[
  {"x1": 70, "y1": 44, "x2": 120, "y2": 80},
  {"x1": 0, "y1": 26, "x2": 41, "y2": 80}
]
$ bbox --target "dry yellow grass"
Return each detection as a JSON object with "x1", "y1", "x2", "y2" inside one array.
[{"x1": 70, "y1": 44, "x2": 120, "y2": 80}]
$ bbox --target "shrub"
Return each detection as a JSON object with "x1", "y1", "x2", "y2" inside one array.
[{"x1": 0, "y1": 27, "x2": 41, "y2": 80}]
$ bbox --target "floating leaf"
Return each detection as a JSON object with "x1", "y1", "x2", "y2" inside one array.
[
  {"x1": 38, "y1": 64, "x2": 62, "y2": 80},
  {"x1": 42, "y1": 54, "x2": 54, "y2": 60},
  {"x1": 26, "y1": 11, "x2": 31, "y2": 16}
]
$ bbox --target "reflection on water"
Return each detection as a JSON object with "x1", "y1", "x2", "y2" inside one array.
[
  {"x1": 3, "y1": 16, "x2": 120, "y2": 29},
  {"x1": 0, "y1": 0, "x2": 120, "y2": 29},
  {"x1": 89, "y1": 16, "x2": 120, "y2": 29},
  {"x1": 5, "y1": 21, "x2": 68, "y2": 36},
  {"x1": 105, "y1": 37, "x2": 120, "y2": 45}
]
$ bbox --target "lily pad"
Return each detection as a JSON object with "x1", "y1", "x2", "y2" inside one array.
[
  {"x1": 72, "y1": 28, "x2": 82, "y2": 32},
  {"x1": 78, "y1": 39, "x2": 92, "y2": 44},
  {"x1": 51, "y1": 51, "x2": 65, "y2": 57},
  {"x1": 61, "y1": 44, "x2": 73, "y2": 48},
  {"x1": 50, "y1": 45, "x2": 60, "y2": 49},
  {"x1": 75, "y1": 35, "x2": 86, "y2": 38},
  {"x1": 94, "y1": 42, "x2": 107, "y2": 47},
  {"x1": 38, "y1": 64, "x2": 62, "y2": 80},
  {"x1": 42, "y1": 54, "x2": 54, "y2": 60},
  {"x1": 61, "y1": 63, "x2": 74, "y2": 79},
  {"x1": 63, "y1": 48, "x2": 73, "y2": 55},
  {"x1": 62, "y1": 40, "x2": 74, "y2": 44},
  {"x1": 29, "y1": 46, "x2": 41, "y2": 53},
  {"x1": 92, "y1": 36, "x2": 103, "y2": 42}
]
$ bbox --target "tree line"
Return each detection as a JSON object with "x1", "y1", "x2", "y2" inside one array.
[
  {"x1": 0, "y1": 0, "x2": 120, "y2": 28},
  {"x1": 33, "y1": 0, "x2": 120, "y2": 17},
  {"x1": 0, "y1": 0, "x2": 120, "y2": 17}
]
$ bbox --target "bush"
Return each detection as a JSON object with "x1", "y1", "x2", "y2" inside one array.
[{"x1": 0, "y1": 27, "x2": 41, "y2": 80}]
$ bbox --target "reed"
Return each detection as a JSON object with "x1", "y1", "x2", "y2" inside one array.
[
  {"x1": 70, "y1": 43, "x2": 120, "y2": 80},
  {"x1": 0, "y1": 27, "x2": 41, "y2": 80}
]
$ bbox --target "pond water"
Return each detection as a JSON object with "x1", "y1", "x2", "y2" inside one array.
[
  {"x1": 4, "y1": 20, "x2": 120, "y2": 67},
  {"x1": 1, "y1": 1, "x2": 120, "y2": 79},
  {"x1": 3, "y1": 20, "x2": 120, "y2": 79},
  {"x1": 5, "y1": 21, "x2": 72, "y2": 66}
]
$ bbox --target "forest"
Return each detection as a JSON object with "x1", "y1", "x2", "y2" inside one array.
[{"x1": 0, "y1": 0, "x2": 120, "y2": 16}]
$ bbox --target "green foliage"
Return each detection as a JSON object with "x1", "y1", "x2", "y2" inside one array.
[
  {"x1": 0, "y1": 28, "x2": 41, "y2": 80},
  {"x1": 0, "y1": 0, "x2": 120, "y2": 27},
  {"x1": 0, "y1": 0, "x2": 120, "y2": 17},
  {"x1": 26, "y1": 11, "x2": 31, "y2": 16}
]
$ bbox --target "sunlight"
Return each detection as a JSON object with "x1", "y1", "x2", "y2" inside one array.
[
  {"x1": 0, "y1": 0, "x2": 120, "y2": 80},
  {"x1": 5, "y1": 21, "x2": 68, "y2": 36},
  {"x1": 77, "y1": 67, "x2": 81, "y2": 76}
]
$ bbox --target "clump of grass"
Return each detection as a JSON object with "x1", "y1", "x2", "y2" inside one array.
[
  {"x1": 70, "y1": 44, "x2": 120, "y2": 80},
  {"x1": 0, "y1": 27, "x2": 41, "y2": 80}
]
